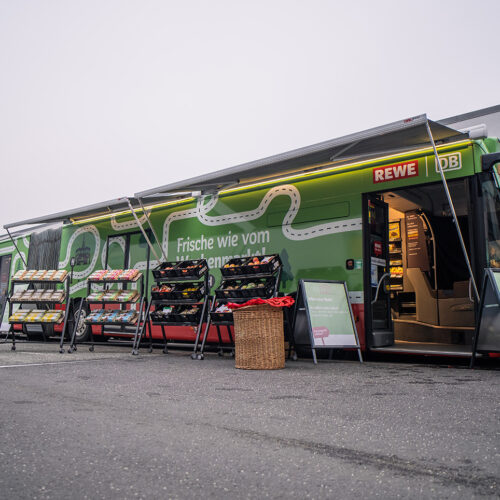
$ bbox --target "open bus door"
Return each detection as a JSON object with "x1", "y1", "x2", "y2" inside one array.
[
  {"x1": 477, "y1": 153, "x2": 500, "y2": 272},
  {"x1": 363, "y1": 194, "x2": 394, "y2": 347}
]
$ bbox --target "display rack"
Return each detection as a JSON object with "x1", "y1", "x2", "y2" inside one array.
[
  {"x1": 145, "y1": 259, "x2": 210, "y2": 359},
  {"x1": 388, "y1": 221, "x2": 404, "y2": 292},
  {"x1": 6, "y1": 269, "x2": 71, "y2": 353},
  {"x1": 199, "y1": 254, "x2": 282, "y2": 359},
  {"x1": 69, "y1": 270, "x2": 149, "y2": 355}
]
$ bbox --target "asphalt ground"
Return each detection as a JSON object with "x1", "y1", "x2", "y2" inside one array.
[{"x1": 0, "y1": 342, "x2": 498, "y2": 499}]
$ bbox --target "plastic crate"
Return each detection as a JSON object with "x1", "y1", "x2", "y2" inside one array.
[
  {"x1": 176, "y1": 259, "x2": 208, "y2": 278},
  {"x1": 151, "y1": 284, "x2": 176, "y2": 301},
  {"x1": 215, "y1": 278, "x2": 274, "y2": 300},
  {"x1": 152, "y1": 262, "x2": 180, "y2": 279},
  {"x1": 245, "y1": 254, "x2": 281, "y2": 275},
  {"x1": 177, "y1": 305, "x2": 202, "y2": 323},
  {"x1": 220, "y1": 257, "x2": 251, "y2": 276},
  {"x1": 210, "y1": 311, "x2": 234, "y2": 323},
  {"x1": 221, "y1": 254, "x2": 281, "y2": 276},
  {"x1": 175, "y1": 282, "x2": 205, "y2": 301}
]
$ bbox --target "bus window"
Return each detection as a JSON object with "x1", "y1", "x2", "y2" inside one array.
[{"x1": 482, "y1": 174, "x2": 500, "y2": 268}]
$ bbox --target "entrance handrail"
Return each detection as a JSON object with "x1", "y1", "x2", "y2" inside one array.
[{"x1": 371, "y1": 272, "x2": 390, "y2": 305}]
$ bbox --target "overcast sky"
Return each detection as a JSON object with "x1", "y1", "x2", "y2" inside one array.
[{"x1": 1, "y1": 0, "x2": 499, "y2": 231}]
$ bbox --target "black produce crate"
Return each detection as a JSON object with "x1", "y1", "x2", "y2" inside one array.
[
  {"x1": 151, "y1": 312, "x2": 178, "y2": 323},
  {"x1": 151, "y1": 285, "x2": 177, "y2": 301},
  {"x1": 152, "y1": 261, "x2": 179, "y2": 279},
  {"x1": 210, "y1": 311, "x2": 233, "y2": 323},
  {"x1": 215, "y1": 278, "x2": 275, "y2": 300},
  {"x1": 176, "y1": 259, "x2": 208, "y2": 278},
  {"x1": 153, "y1": 259, "x2": 208, "y2": 279},
  {"x1": 221, "y1": 254, "x2": 281, "y2": 276},
  {"x1": 151, "y1": 305, "x2": 201, "y2": 323},
  {"x1": 246, "y1": 254, "x2": 281, "y2": 275},
  {"x1": 220, "y1": 257, "x2": 250, "y2": 276},
  {"x1": 177, "y1": 306, "x2": 202, "y2": 323},
  {"x1": 175, "y1": 282, "x2": 205, "y2": 301},
  {"x1": 151, "y1": 306, "x2": 177, "y2": 322}
]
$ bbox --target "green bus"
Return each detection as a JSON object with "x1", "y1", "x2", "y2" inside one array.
[{"x1": 2, "y1": 112, "x2": 499, "y2": 357}]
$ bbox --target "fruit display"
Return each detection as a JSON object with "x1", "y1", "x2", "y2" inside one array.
[
  {"x1": 215, "y1": 278, "x2": 272, "y2": 299},
  {"x1": 151, "y1": 305, "x2": 175, "y2": 322},
  {"x1": 153, "y1": 259, "x2": 208, "y2": 279},
  {"x1": 176, "y1": 283, "x2": 204, "y2": 300},
  {"x1": 210, "y1": 303, "x2": 233, "y2": 322},
  {"x1": 221, "y1": 254, "x2": 280, "y2": 276},
  {"x1": 177, "y1": 260, "x2": 207, "y2": 277},
  {"x1": 88, "y1": 269, "x2": 140, "y2": 281},
  {"x1": 150, "y1": 258, "x2": 209, "y2": 334},
  {"x1": 151, "y1": 282, "x2": 204, "y2": 300},
  {"x1": 152, "y1": 261, "x2": 179, "y2": 279},
  {"x1": 178, "y1": 305, "x2": 201, "y2": 322},
  {"x1": 12, "y1": 269, "x2": 68, "y2": 282},
  {"x1": 151, "y1": 284, "x2": 176, "y2": 300},
  {"x1": 85, "y1": 309, "x2": 138, "y2": 324},
  {"x1": 151, "y1": 304, "x2": 201, "y2": 323},
  {"x1": 9, "y1": 289, "x2": 65, "y2": 303}
]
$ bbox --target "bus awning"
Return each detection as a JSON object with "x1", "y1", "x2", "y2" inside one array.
[
  {"x1": 3, "y1": 113, "x2": 466, "y2": 231},
  {"x1": 3, "y1": 197, "x2": 137, "y2": 230},
  {"x1": 135, "y1": 114, "x2": 467, "y2": 199}
]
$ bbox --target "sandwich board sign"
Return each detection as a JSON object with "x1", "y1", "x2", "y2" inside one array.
[
  {"x1": 470, "y1": 269, "x2": 500, "y2": 368},
  {"x1": 292, "y1": 279, "x2": 363, "y2": 364}
]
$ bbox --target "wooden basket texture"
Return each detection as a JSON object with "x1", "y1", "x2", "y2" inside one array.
[{"x1": 233, "y1": 304, "x2": 285, "y2": 370}]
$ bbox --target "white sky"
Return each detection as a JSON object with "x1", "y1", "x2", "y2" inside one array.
[{"x1": 1, "y1": 0, "x2": 499, "y2": 230}]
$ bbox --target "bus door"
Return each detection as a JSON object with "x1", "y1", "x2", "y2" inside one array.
[
  {"x1": 476, "y1": 154, "x2": 500, "y2": 272},
  {"x1": 363, "y1": 194, "x2": 394, "y2": 347}
]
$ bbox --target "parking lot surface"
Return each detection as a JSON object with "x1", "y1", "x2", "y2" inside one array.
[{"x1": 0, "y1": 342, "x2": 498, "y2": 499}]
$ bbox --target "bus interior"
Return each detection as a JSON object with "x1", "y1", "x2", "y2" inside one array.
[{"x1": 366, "y1": 179, "x2": 477, "y2": 356}]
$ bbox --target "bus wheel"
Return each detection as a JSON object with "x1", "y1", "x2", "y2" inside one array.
[{"x1": 72, "y1": 300, "x2": 91, "y2": 343}]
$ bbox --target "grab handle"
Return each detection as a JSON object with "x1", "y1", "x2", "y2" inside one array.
[{"x1": 371, "y1": 272, "x2": 391, "y2": 305}]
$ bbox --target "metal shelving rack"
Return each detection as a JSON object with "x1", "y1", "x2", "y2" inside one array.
[
  {"x1": 145, "y1": 259, "x2": 210, "y2": 359},
  {"x1": 6, "y1": 271, "x2": 71, "y2": 353},
  {"x1": 199, "y1": 255, "x2": 282, "y2": 359},
  {"x1": 69, "y1": 272, "x2": 150, "y2": 355}
]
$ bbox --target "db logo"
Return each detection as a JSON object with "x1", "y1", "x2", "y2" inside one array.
[{"x1": 436, "y1": 152, "x2": 462, "y2": 172}]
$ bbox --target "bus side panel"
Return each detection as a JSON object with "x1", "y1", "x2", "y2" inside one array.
[{"x1": 60, "y1": 144, "x2": 477, "y2": 347}]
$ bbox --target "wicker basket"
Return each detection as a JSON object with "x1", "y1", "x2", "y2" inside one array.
[{"x1": 233, "y1": 304, "x2": 285, "y2": 370}]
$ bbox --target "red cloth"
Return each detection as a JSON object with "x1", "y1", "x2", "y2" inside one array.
[{"x1": 226, "y1": 296, "x2": 295, "y2": 309}]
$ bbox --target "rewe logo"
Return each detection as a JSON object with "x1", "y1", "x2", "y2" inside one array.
[
  {"x1": 436, "y1": 152, "x2": 462, "y2": 173},
  {"x1": 373, "y1": 161, "x2": 418, "y2": 184}
]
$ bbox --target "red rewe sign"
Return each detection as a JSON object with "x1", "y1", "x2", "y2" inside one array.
[
  {"x1": 373, "y1": 240, "x2": 382, "y2": 257},
  {"x1": 373, "y1": 160, "x2": 418, "y2": 183}
]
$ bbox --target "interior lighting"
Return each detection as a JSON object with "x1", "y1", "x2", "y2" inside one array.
[{"x1": 219, "y1": 139, "x2": 473, "y2": 196}]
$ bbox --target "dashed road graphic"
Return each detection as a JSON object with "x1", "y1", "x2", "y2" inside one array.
[{"x1": 58, "y1": 184, "x2": 362, "y2": 288}]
